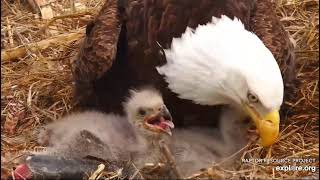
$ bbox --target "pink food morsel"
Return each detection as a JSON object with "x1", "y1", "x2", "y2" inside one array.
[{"x1": 12, "y1": 164, "x2": 32, "y2": 180}]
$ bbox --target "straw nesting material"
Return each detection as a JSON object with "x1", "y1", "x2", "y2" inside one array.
[{"x1": 1, "y1": 0, "x2": 319, "y2": 179}]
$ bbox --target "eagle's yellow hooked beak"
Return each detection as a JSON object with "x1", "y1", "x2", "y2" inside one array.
[{"x1": 244, "y1": 105, "x2": 280, "y2": 147}]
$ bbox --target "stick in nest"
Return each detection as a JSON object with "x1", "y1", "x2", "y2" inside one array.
[
  {"x1": 89, "y1": 163, "x2": 105, "y2": 180},
  {"x1": 1, "y1": 31, "x2": 84, "y2": 62},
  {"x1": 160, "y1": 143, "x2": 183, "y2": 179}
]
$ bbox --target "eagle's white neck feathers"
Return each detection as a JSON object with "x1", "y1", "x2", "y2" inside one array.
[{"x1": 157, "y1": 15, "x2": 284, "y2": 110}]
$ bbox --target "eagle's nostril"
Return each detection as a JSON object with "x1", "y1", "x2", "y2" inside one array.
[{"x1": 264, "y1": 119, "x2": 273, "y2": 125}]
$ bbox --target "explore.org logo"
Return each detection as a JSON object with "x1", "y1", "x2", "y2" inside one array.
[{"x1": 275, "y1": 165, "x2": 317, "y2": 172}]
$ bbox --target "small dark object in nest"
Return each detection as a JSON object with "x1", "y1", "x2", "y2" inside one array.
[
  {"x1": 10, "y1": 154, "x2": 181, "y2": 180},
  {"x1": 10, "y1": 154, "x2": 108, "y2": 180}
]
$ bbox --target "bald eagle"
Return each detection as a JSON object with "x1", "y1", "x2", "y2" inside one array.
[{"x1": 72, "y1": 0, "x2": 295, "y2": 147}]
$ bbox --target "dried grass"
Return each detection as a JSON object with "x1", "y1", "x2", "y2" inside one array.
[{"x1": 1, "y1": 0, "x2": 319, "y2": 179}]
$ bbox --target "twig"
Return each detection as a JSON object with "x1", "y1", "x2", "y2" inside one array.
[
  {"x1": 129, "y1": 163, "x2": 144, "y2": 180},
  {"x1": 216, "y1": 143, "x2": 250, "y2": 166},
  {"x1": 1, "y1": 31, "x2": 84, "y2": 62},
  {"x1": 278, "y1": 126, "x2": 303, "y2": 141},
  {"x1": 6, "y1": 17, "x2": 14, "y2": 48},
  {"x1": 160, "y1": 143, "x2": 183, "y2": 179},
  {"x1": 89, "y1": 164, "x2": 105, "y2": 180},
  {"x1": 39, "y1": 11, "x2": 93, "y2": 33}
]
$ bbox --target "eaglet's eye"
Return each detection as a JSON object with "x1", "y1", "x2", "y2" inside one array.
[
  {"x1": 247, "y1": 93, "x2": 259, "y2": 103},
  {"x1": 138, "y1": 108, "x2": 146, "y2": 116}
]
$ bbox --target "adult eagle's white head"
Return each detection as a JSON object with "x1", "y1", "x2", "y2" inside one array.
[{"x1": 157, "y1": 15, "x2": 284, "y2": 147}]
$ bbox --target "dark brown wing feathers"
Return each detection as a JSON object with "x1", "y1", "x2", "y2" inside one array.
[
  {"x1": 250, "y1": 0, "x2": 296, "y2": 86},
  {"x1": 72, "y1": 0, "x2": 121, "y2": 84},
  {"x1": 71, "y1": 0, "x2": 123, "y2": 108}
]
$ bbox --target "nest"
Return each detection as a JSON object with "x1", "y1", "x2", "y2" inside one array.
[{"x1": 1, "y1": 0, "x2": 319, "y2": 179}]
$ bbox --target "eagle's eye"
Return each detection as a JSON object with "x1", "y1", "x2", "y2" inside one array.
[
  {"x1": 138, "y1": 108, "x2": 146, "y2": 116},
  {"x1": 247, "y1": 93, "x2": 259, "y2": 103}
]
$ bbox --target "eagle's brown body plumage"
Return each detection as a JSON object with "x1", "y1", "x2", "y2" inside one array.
[{"x1": 72, "y1": 0, "x2": 295, "y2": 126}]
